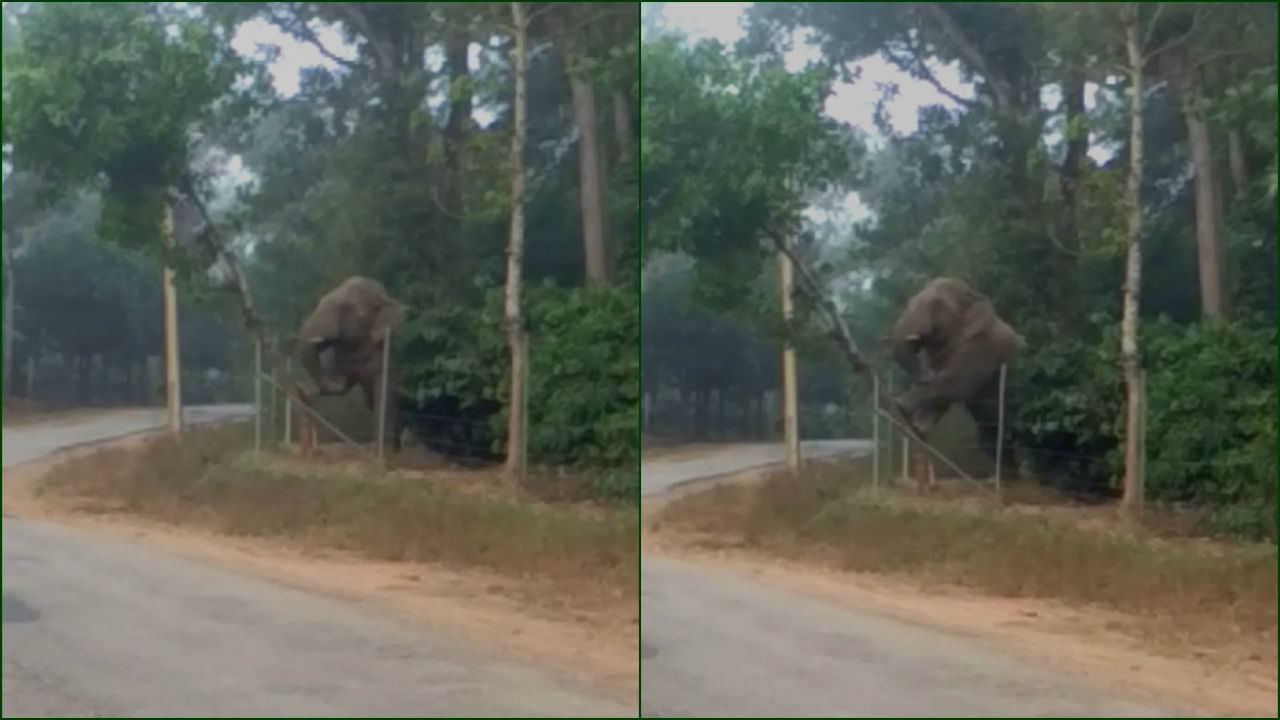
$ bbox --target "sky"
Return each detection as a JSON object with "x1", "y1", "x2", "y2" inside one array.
[
  {"x1": 644, "y1": 2, "x2": 972, "y2": 229},
  {"x1": 230, "y1": 17, "x2": 356, "y2": 98},
  {"x1": 645, "y1": 2, "x2": 1113, "y2": 235},
  {"x1": 649, "y1": 3, "x2": 973, "y2": 141},
  {"x1": 9, "y1": 4, "x2": 1110, "y2": 238}
]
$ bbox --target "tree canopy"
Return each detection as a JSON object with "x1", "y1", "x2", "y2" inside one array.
[
  {"x1": 3, "y1": 2, "x2": 639, "y2": 488},
  {"x1": 641, "y1": 2, "x2": 1276, "y2": 538}
]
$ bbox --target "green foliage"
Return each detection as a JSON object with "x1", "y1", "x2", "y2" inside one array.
[
  {"x1": 4, "y1": 1, "x2": 641, "y2": 482},
  {"x1": 1143, "y1": 319, "x2": 1278, "y2": 540},
  {"x1": 641, "y1": 36, "x2": 862, "y2": 284},
  {"x1": 3, "y1": 2, "x2": 261, "y2": 262},
  {"x1": 1015, "y1": 318, "x2": 1278, "y2": 540},
  {"x1": 640, "y1": 35, "x2": 866, "y2": 442},
  {"x1": 399, "y1": 282, "x2": 638, "y2": 472},
  {"x1": 521, "y1": 283, "x2": 639, "y2": 467},
  {"x1": 1012, "y1": 322, "x2": 1125, "y2": 492}
]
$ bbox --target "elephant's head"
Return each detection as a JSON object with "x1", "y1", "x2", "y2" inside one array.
[
  {"x1": 888, "y1": 277, "x2": 991, "y2": 380},
  {"x1": 295, "y1": 276, "x2": 404, "y2": 399}
]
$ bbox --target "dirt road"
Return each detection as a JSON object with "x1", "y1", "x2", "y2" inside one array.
[
  {"x1": 640, "y1": 445, "x2": 1184, "y2": 718},
  {"x1": 2, "y1": 409, "x2": 631, "y2": 718}
]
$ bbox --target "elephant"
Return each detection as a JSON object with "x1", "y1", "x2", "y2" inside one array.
[
  {"x1": 294, "y1": 276, "x2": 405, "y2": 452},
  {"x1": 887, "y1": 277, "x2": 1025, "y2": 479}
]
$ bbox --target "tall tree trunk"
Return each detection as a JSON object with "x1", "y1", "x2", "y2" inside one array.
[
  {"x1": 504, "y1": 1, "x2": 529, "y2": 484},
  {"x1": 1163, "y1": 47, "x2": 1226, "y2": 318},
  {"x1": 563, "y1": 29, "x2": 608, "y2": 284},
  {"x1": 1227, "y1": 128, "x2": 1248, "y2": 200},
  {"x1": 1121, "y1": 4, "x2": 1146, "y2": 515},
  {"x1": 443, "y1": 27, "x2": 472, "y2": 216},
  {"x1": 1059, "y1": 68, "x2": 1088, "y2": 253},
  {"x1": 613, "y1": 91, "x2": 633, "y2": 159},
  {"x1": 1187, "y1": 114, "x2": 1226, "y2": 318}
]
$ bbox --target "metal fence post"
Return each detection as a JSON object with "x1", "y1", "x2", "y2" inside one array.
[
  {"x1": 1137, "y1": 368, "x2": 1146, "y2": 502},
  {"x1": 268, "y1": 344, "x2": 278, "y2": 444},
  {"x1": 995, "y1": 363, "x2": 1007, "y2": 498},
  {"x1": 376, "y1": 328, "x2": 392, "y2": 464},
  {"x1": 872, "y1": 374, "x2": 880, "y2": 491},
  {"x1": 283, "y1": 358, "x2": 292, "y2": 446},
  {"x1": 253, "y1": 339, "x2": 262, "y2": 456},
  {"x1": 521, "y1": 330, "x2": 530, "y2": 484},
  {"x1": 886, "y1": 374, "x2": 895, "y2": 478}
]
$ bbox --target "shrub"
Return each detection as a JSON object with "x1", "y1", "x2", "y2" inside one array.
[
  {"x1": 1014, "y1": 316, "x2": 1277, "y2": 540},
  {"x1": 397, "y1": 281, "x2": 638, "y2": 481}
]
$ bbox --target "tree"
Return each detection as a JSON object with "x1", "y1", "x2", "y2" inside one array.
[
  {"x1": 3, "y1": 0, "x2": 634, "y2": 484},
  {"x1": 1120, "y1": 2, "x2": 1147, "y2": 514},
  {"x1": 504, "y1": 1, "x2": 529, "y2": 481},
  {"x1": 640, "y1": 2, "x2": 1274, "y2": 533},
  {"x1": 3, "y1": 2, "x2": 276, "y2": 365},
  {"x1": 537, "y1": 2, "x2": 638, "y2": 285}
]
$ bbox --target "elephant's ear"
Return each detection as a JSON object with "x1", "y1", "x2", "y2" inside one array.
[{"x1": 372, "y1": 302, "x2": 405, "y2": 342}]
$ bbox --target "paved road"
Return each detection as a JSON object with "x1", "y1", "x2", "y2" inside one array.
[
  {"x1": 641, "y1": 439, "x2": 874, "y2": 497},
  {"x1": 640, "y1": 444, "x2": 1181, "y2": 718},
  {"x1": 2, "y1": 410, "x2": 631, "y2": 718},
  {"x1": 1, "y1": 405, "x2": 252, "y2": 469}
]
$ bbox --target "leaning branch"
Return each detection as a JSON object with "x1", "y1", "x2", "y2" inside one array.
[
  {"x1": 173, "y1": 175, "x2": 284, "y2": 374},
  {"x1": 886, "y1": 35, "x2": 976, "y2": 110},
  {"x1": 919, "y1": 2, "x2": 1011, "y2": 110},
  {"x1": 332, "y1": 2, "x2": 396, "y2": 77},
  {"x1": 763, "y1": 226, "x2": 871, "y2": 377},
  {"x1": 763, "y1": 226, "x2": 987, "y2": 492},
  {"x1": 267, "y1": 5, "x2": 357, "y2": 70}
]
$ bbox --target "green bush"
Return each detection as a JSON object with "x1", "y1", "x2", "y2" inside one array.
[
  {"x1": 1012, "y1": 323, "x2": 1125, "y2": 494},
  {"x1": 397, "y1": 281, "x2": 638, "y2": 478},
  {"x1": 1143, "y1": 319, "x2": 1277, "y2": 539},
  {"x1": 1014, "y1": 316, "x2": 1277, "y2": 540},
  {"x1": 521, "y1": 283, "x2": 639, "y2": 469}
]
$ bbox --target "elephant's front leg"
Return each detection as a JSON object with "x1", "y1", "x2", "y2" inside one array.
[
  {"x1": 295, "y1": 374, "x2": 353, "y2": 405},
  {"x1": 297, "y1": 340, "x2": 351, "y2": 399}
]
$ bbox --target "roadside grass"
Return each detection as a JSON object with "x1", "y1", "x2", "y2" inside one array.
[
  {"x1": 655, "y1": 456, "x2": 1277, "y2": 650},
  {"x1": 37, "y1": 424, "x2": 638, "y2": 613}
]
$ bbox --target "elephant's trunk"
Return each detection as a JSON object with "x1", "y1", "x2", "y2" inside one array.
[
  {"x1": 892, "y1": 334, "x2": 925, "y2": 380},
  {"x1": 296, "y1": 338, "x2": 344, "y2": 399}
]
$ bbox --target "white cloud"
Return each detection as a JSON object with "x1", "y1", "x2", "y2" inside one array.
[
  {"x1": 653, "y1": 2, "x2": 973, "y2": 139},
  {"x1": 231, "y1": 18, "x2": 356, "y2": 98},
  {"x1": 651, "y1": 1, "x2": 1118, "y2": 242}
]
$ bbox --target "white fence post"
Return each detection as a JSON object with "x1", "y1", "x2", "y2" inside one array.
[
  {"x1": 283, "y1": 358, "x2": 292, "y2": 446},
  {"x1": 872, "y1": 374, "x2": 880, "y2": 491},
  {"x1": 253, "y1": 339, "x2": 262, "y2": 456},
  {"x1": 995, "y1": 363, "x2": 1007, "y2": 497},
  {"x1": 377, "y1": 328, "x2": 392, "y2": 464},
  {"x1": 522, "y1": 331, "x2": 530, "y2": 484},
  {"x1": 1137, "y1": 368, "x2": 1146, "y2": 501},
  {"x1": 268, "y1": 347, "x2": 277, "y2": 444}
]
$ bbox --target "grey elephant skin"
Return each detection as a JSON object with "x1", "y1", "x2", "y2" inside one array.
[
  {"x1": 888, "y1": 277, "x2": 1024, "y2": 475},
  {"x1": 294, "y1": 275, "x2": 405, "y2": 452}
]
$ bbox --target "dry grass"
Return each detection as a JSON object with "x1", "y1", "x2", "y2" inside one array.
[
  {"x1": 656, "y1": 457, "x2": 1277, "y2": 647},
  {"x1": 37, "y1": 425, "x2": 638, "y2": 614}
]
